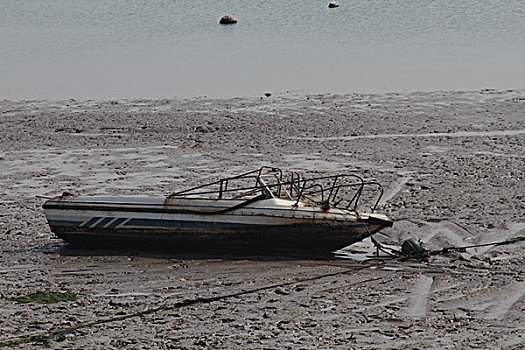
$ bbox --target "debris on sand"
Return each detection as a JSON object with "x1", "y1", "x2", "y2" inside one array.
[{"x1": 337, "y1": 234, "x2": 524, "y2": 262}]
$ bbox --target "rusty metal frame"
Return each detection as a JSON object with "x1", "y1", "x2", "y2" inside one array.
[{"x1": 168, "y1": 166, "x2": 384, "y2": 213}]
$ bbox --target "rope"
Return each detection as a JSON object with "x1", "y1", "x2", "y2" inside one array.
[
  {"x1": 352, "y1": 211, "x2": 523, "y2": 261},
  {"x1": 354, "y1": 211, "x2": 398, "y2": 258},
  {"x1": 0, "y1": 259, "x2": 388, "y2": 348},
  {"x1": 378, "y1": 236, "x2": 524, "y2": 260},
  {"x1": 428, "y1": 236, "x2": 525, "y2": 256}
]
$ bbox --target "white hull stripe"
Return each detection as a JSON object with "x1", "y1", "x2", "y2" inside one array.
[{"x1": 45, "y1": 200, "x2": 363, "y2": 218}]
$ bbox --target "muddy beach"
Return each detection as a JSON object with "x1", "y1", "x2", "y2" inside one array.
[{"x1": 0, "y1": 90, "x2": 524, "y2": 349}]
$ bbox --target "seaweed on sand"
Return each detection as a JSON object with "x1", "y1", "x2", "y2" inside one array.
[{"x1": 6, "y1": 291, "x2": 77, "y2": 304}]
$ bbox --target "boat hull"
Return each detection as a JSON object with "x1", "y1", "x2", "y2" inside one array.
[
  {"x1": 50, "y1": 224, "x2": 379, "y2": 253},
  {"x1": 43, "y1": 196, "x2": 393, "y2": 253}
]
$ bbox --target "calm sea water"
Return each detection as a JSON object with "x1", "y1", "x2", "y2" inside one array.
[{"x1": 1, "y1": 0, "x2": 524, "y2": 99}]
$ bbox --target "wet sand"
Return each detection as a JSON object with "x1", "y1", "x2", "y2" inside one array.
[{"x1": 0, "y1": 90, "x2": 524, "y2": 348}]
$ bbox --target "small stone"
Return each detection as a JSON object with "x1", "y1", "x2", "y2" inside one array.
[
  {"x1": 328, "y1": 2, "x2": 339, "y2": 8},
  {"x1": 219, "y1": 15, "x2": 237, "y2": 25},
  {"x1": 194, "y1": 338, "x2": 207, "y2": 346},
  {"x1": 195, "y1": 125, "x2": 210, "y2": 133},
  {"x1": 274, "y1": 288, "x2": 289, "y2": 295}
]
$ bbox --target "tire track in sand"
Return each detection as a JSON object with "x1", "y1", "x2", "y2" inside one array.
[
  {"x1": 444, "y1": 281, "x2": 525, "y2": 319},
  {"x1": 400, "y1": 275, "x2": 435, "y2": 318}
]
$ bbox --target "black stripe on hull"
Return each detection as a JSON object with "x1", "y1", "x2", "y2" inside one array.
[{"x1": 49, "y1": 223, "x2": 388, "y2": 254}]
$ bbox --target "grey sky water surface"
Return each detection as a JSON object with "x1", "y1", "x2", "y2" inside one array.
[{"x1": 1, "y1": 0, "x2": 524, "y2": 99}]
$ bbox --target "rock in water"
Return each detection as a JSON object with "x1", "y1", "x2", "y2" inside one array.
[
  {"x1": 328, "y1": 2, "x2": 339, "y2": 8},
  {"x1": 219, "y1": 15, "x2": 238, "y2": 25}
]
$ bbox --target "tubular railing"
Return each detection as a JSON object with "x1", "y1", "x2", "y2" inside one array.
[{"x1": 168, "y1": 166, "x2": 384, "y2": 213}]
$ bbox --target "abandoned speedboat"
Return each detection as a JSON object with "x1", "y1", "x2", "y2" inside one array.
[{"x1": 43, "y1": 166, "x2": 393, "y2": 252}]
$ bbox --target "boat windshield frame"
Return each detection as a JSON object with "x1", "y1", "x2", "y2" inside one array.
[{"x1": 168, "y1": 166, "x2": 384, "y2": 213}]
